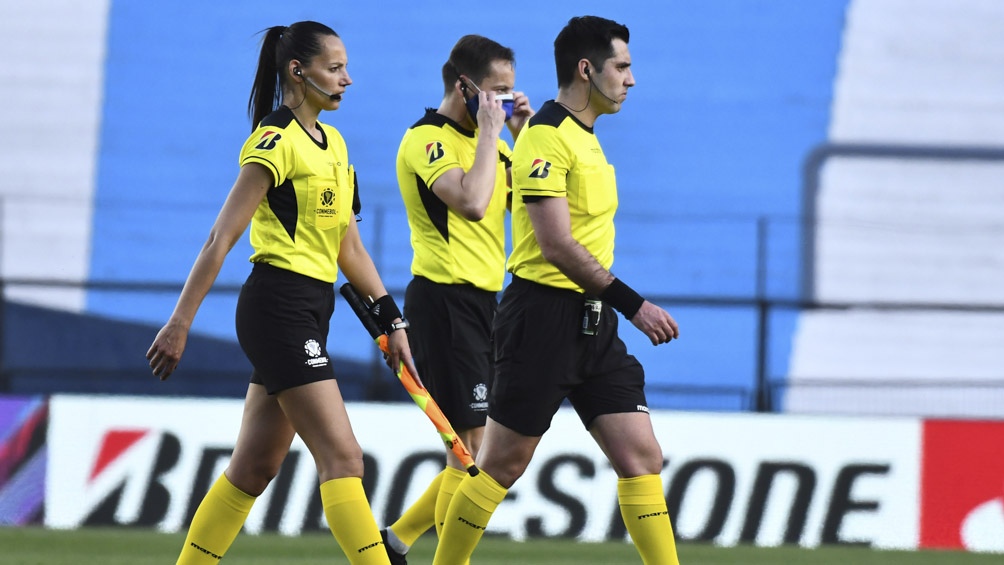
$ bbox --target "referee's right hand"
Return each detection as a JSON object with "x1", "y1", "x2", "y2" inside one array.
[
  {"x1": 476, "y1": 90, "x2": 506, "y2": 139},
  {"x1": 146, "y1": 320, "x2": 189, "y2": 380}
]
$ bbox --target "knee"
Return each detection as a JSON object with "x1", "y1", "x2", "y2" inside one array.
[
  {"x1": 464, "y1": 434, "x2": 483, "y2": 456},
  {"x1": 316, "y1": 445, "x2": 366, "y2": 482},
  {"x1": 639, "y1": 452, "x2": 666, "y2": 477},
  {"x1": 642, "y1": 443, "x2": 665, "y2": 474},
  {"x1": 617, "y1": 446, "x2": 665, "y2": 478},
  {"x1": 459, "y1": 427, "x2": 484, "y2": 458},
  {"x1": 335, "y1": 454, "x2": 366, "y2": 479},
  {"x1": 481, "y1": 457, "x2": 529, "y2": 489},
  {"x1": 226, "y1": 461, "x2": 282, "y2": 496}
]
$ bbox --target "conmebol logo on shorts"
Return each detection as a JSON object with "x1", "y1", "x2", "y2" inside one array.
[{"x1": 304, "y1": 339, "x2": 328, "y2": 367}]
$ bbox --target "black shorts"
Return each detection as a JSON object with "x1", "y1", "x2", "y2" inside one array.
[
  {"x1": 236, "y1": 262, "x2": 336, "y2": 395},
  {"x1": 490, "y1": 275, "x2": 647, "y2": 436},
  {"x1": 405, "y1": 276, "x2": 496, "y2": 430}
]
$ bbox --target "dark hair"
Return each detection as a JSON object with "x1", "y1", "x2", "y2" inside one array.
[
  {"x1": 248, "y1": 21, "x2": 339, "y2": 129},
  {"x1": 553, "y1": 16, "x2": 629, "y2": 88},
  {"x1": 441, "y1": 35, "x2": 515, "y2": 96}
]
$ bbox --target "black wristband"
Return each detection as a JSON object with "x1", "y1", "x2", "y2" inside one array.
[
  {"x1": 599, "y1": 278, "x2": 645, "y2": 319},
  {"x1": 370, "y1": 294, "x2": 404, "y2": 334}
]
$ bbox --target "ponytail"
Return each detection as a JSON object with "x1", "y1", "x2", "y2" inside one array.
[{"x1": 248, "y1": 26, "x2": 285, "y2": 130}]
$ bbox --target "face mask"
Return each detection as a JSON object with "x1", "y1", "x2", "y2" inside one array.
[
  {"x1": 465, "y1": 91, "x2": 515, "y2": 122},
  {"x1": 498, "y1": 94, "x2": 515, "y2": 121}
]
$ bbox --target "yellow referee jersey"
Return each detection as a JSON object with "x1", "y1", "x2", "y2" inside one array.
[
  {"x1": 239, "y1": 106, "x2": 355, "y2": 283},
  {"x1": 509, "y1": 100, "x2": 618, "y2": 291},
  {"x1": 396, "y1": 109, "x2": 511, "y2": 292}
]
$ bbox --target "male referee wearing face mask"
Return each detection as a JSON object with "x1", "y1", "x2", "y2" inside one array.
[{"x1": 380, "y1": 34, "x2": 533, "y2": 564}]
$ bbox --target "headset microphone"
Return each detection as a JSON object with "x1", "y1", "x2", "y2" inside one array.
[
  {"x1": 585, "y1": 66, "x2": 619, "y2": 105},
  {"x1": 306, "y1": 76, "x2": 340, "y2": 101},
  {"x1": 295, "y1": 69, "x2": 340, "y2": 101}
]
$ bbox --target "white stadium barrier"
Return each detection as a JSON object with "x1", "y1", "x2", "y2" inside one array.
[{"x1": 43, "y1": 395, "x2": 1004, "y2": 552}]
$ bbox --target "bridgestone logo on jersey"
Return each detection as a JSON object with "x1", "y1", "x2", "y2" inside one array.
[
  {"x1": 254, "y1": 131, "x2": 281, "y2": 150},
  {"x1": 529, "y1": 158, "x2": 551, "y2": 179},
  {"x1": 426, "y1": 141, "x2": 445, "y2": 164}
]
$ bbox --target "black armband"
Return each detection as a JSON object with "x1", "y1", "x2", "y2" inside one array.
[
  {"x1": 599, "y1": 278, "x2": 645, "y2": 319},
  {"x1": 370, "y1": 294, "x2": 405, "y2": 334}
]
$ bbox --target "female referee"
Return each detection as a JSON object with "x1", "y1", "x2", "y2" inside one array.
[{"x1": 145, "y1": 21, "x2": 411, "y2": 565}]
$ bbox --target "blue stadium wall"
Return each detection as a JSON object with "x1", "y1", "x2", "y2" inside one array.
[{"x1": 85, "y1": 1, "x2": 849, "y2": 409}]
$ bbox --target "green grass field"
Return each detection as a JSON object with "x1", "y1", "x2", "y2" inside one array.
[{"x1": 0, "y1": 527, "x2": 997, "y2": 564}]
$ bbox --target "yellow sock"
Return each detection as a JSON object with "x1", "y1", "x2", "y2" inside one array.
[
  {"x1": 434, "y1": 466, "x2": 468, "y2": 537},
  {"x1": 176, "y1": 474, "x2": 255, "y2": 565},
  {"x1": 432, "y1": 471, "x2": 507, "y2": 565},
  {"x1": 320, "y1": 477, "x2": 387, "y2": 565},
  {"x1": 618, "y1": 475, "x2": 679, "y2": 565},
  {"x1": 389, "y1": 468, "x2": 443, "y2": 547}
]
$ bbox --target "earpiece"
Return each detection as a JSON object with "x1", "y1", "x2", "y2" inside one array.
[
  {"x1": 294, "y1": 68, "x2": 302, "y2": 76},
  {"x1": 584, "y1": 64, "x2": 618, "y2": 105}
]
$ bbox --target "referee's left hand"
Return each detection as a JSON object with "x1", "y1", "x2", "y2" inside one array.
[
  {"x1": 630, "y1": 301, "x2": 679, "y2": 346},
  {"x1": 386, "y1": 329, "x2": 422, "y2": 385}
]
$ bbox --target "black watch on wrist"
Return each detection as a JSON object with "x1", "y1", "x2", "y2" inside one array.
[{"x1": 389, "y1": 319, "x2": 410, "y2": 332}]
